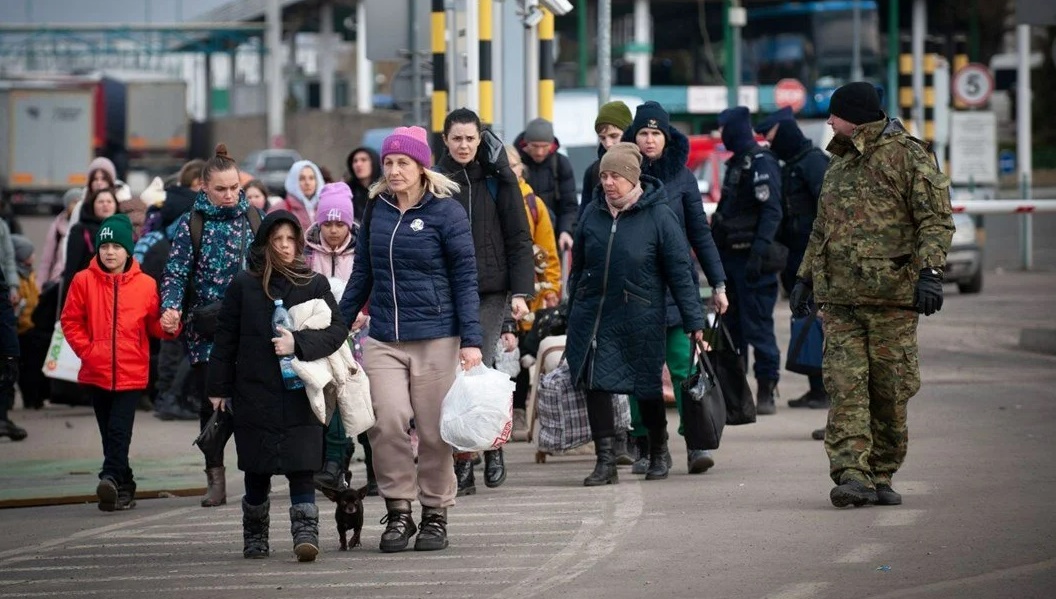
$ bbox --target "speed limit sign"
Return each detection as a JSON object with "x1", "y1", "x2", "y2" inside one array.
[{"x1": 952, "y1": 63, "x2": 994, "y2": 108}]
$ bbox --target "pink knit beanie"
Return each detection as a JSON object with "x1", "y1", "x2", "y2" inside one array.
[
  {"x1": 316, "y1": 182, "x2": 355, "y2": 228},
  {"x1": 381, "y1": 126, "x2": 432, "y2": 167}
]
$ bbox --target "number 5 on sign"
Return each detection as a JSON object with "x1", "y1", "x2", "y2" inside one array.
[{"x1": 953, "y1": 63, "x2": 994, "y2": 108}]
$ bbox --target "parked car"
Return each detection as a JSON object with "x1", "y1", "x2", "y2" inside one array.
[
  {"x1": 946, "y1": 212, "x2": 983, "y2": 294},
  {"x1": 240, "y1": 149, "x2": 302, "y2": 196}
]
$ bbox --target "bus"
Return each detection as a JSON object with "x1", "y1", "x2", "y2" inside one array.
[{"x1": 743, "y1": 1, "x2": 882, "y2": 117}]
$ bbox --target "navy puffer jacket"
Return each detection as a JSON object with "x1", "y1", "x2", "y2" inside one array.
[
  {"x1": 339, "y1": 192, "x2": 483, "y2": 348},
  {"x1": 565, "y1": 176, "x2": 706, "y2": 400}
]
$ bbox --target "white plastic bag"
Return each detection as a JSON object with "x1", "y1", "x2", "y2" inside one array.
[{"x1": 440, "y1": 364, "x2": 516, "y2": 452}]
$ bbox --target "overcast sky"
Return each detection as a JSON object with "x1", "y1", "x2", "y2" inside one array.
[{"x1": 0, "y1": 0, "x2": 231, "y2": 23}]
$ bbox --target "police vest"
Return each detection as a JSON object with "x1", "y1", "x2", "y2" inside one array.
[{"x1": 714, "y1": 147, "x2": 776, "y2": 250}]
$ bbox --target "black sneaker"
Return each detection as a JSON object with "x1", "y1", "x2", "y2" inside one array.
[
  {"x1": 875, "y1": 484, "x2": 903, "y2": 506},
  {"x1": 414, "y1": 508, "x2": 449, "y2": 551},
  {"x1": 378, "y1": 510, "x2": 417, "y2": 553},
  {"x1": 96, "y1": 476, "x2": 119, "y2": 512},
  {"x1": 116, "y1": 481, "x2": 137, "y2": 511},
  {"x1": 829, "y1": 480, "x2": 878, "y2": 508},
  {"x1": 788, "y1": 390, "x2": 830, "y2": 409}
]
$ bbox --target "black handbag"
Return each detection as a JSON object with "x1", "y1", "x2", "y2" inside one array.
[
  {"x1": 705, "y1": 315, "x2": 757, "y2": 426},
  {"x1": 681, "y1": 340, "x2": 726, "y2": 450},
  {"x1": 189, "y1": 301, "x2": 223, "y2": 337},
  {"x1": 193, "y1": 407, "x2": 233, "y2": 466}
]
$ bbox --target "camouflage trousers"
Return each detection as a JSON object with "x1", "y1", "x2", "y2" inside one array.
[{"x1": 822, "y1": 304, "x2": 921, "y2": 487}]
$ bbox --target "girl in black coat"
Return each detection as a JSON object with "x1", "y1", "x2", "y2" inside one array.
[
  {"x1": 207, "y1": 210, "x2": 349, "y2": 562},
  {"x1": 566, "y1": 143, "x2": 706, "y2": 487}
]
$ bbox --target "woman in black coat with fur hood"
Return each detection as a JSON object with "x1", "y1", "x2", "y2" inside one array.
[{"x1": 208, "y1": 210, "x2": 349, "y2": 563}]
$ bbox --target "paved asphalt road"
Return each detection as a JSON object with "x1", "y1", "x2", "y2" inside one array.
[{"x1": 0, "y1": 256, "x2": 1053, "y2": 598}]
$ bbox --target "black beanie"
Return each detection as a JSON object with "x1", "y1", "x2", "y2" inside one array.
[
  {"x1": 829, "y1": 82, "x2": 884, "y2": 125},
  {"x1": 719, "y1": 106, "x2": 755, "y2": 154},
  {"x1": 629, "y1": 101, "x2": 671, "y2": 139}
]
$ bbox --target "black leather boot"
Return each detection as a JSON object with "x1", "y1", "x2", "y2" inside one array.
[
  {"x1": 0, "y1": 419, "x2": 27, "y2": 441},
  {"x1": 756, "y1": 379, "x2": 778, "y2": 415},
  {"x1": 379, "y1": 499, "x2": 417, "y2": 553},
  {"x1": 242, "y1": 498, "x2": 270, "y2": 558},
  {"x1": 290, "y1": 503, "x2": 320, "y2": 562},
  {"x1": 645, "y1": 429, "x2": 670, "y2": 480},
  {"x1": 414, "y1": 506, "x2": 449, "y2": 551},
  {"x1": 612, "y1": 433, "x2": 634, "y2": 466},
  {"x1": 314, "y1": 460, "x2": 346, "y2": 492},
  {"x1": 583, "y1": 436, "x2": 619, "y2": 486},
  {"x1": 630, "y1": 435, "x2": 649, "y2": 474},
  {"x1": 455, "y1": 458, "x2": 476, "y2": 496},
  {"x1": 483, "y1": 448, "x2": 506, "y2": 488}
]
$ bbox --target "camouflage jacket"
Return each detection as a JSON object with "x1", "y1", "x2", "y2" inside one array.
[{"x1": 798, "y1": 118, "x2": 954, "y2": 307}]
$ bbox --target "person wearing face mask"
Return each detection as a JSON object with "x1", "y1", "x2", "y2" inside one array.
[
  {"x1": 434, "y1": 108, "x2": 534, "y2": 494},
  {"x1": 160, "y1": 144, "x2": 263, "y2": 508},
  {"x1": 579, "y1": 101, "x2": 633, "y2": 225},
  {"x1": 711, "y1": 105, "x2": 784, "y2": 417},
  {"x1": 271, "y1": 160, "x2": 325, "y2": 230},
  {"x1": 566, "y1": 143, "x2": 706, "y2": 486},
  {"x1": 622, "y1": 101, "x2": 728, "y2": 476},
  {"x1": 345, "y1": 147, "x2": 382, "y2": 223}
]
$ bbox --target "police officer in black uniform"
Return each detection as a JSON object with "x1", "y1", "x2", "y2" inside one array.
[
  {"x1": 711, "y1": 106, "x2": 783, "y2": 415},
  {"x1": 754, "y1": 106, "x2": 831, "y2": 409}
]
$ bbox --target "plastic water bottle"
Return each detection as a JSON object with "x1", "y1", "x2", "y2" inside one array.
[{"x1": 272, "y1": 299, "x2": 304, "y2": 390}]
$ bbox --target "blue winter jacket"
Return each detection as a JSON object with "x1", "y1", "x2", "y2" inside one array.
[
  {"x1": 160, "y1": 191, "x2": 257, "y2": 364},
  {"x1": 621, "y1": 125, "x2": 726, "y2": 327},
  {"x1": 339, "y1": 192, "x2": 483, "y2": 348}
]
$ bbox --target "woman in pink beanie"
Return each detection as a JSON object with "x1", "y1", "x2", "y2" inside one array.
[{"x1": 305, "y1": 181, "x2": 356, "y2": 283}]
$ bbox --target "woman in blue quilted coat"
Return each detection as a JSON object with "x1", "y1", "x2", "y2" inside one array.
[
  {"x1": 339, "y1": 126, "x2": 482, "y2": 554},
  {"x1": 566, "y1": 143, "x2": 706, "y2": 487}
]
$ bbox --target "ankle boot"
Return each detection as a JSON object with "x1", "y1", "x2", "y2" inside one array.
[
  {"x1": 242, "y1": 498, "x2": 270, "y2": 558},
  {"x1": 0, "y1": 419, "x2": 27, "y2": 441},
  {"x1": 511, "y1": 408, "x2": 528, "y2": 442},
  {"x1": 379, "y1": 499, "x2": 417, "y2": 553},
  {"x1": 289, "y1": 503, "x2": 320, "y2": 562},
  {"x1": 630, "y1": 435, "x2": 650, "y2": 474},
  {"x1": 483, "y1": 448, "x2": 507, "y2": 488},
  {"x1": 583, "y1": 436, "x2": 619, "y2": 486},
  {"x1": 116, "y1": 479, "x2": 137, "y2": 510},
  {"x1": 645, "y1": 429, "x2": 670, "y2": 480},
  {"x1": 314, "y1": 460, "x2": 345, "y2": 492},
  {"x1": 756, "y1": 379, "x2": 778, "y2": 415},
  {"x1": 612, "y1": 433, "x2": 634, "y2": 466},
  {"x1": 455, "y1": 459, "x2": 476, "y2": 496},
  {"x1": 201, "y1": 466, "x2": 227, "y2": 507},
  {"x1": 414, "y1": 506, "x2": 449, "y2": 551}
]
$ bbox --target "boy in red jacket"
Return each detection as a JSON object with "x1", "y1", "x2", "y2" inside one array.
[{"x1": 61, "y1": 214, "x2": 179, "y2": 511}]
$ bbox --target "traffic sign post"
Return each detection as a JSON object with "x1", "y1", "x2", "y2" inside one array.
[
  {"x1": 952, "y1": 63, "x2": 995, "y2": 108},
  {"x1": 773, "y1": 78, "x2": 807, "y2": 113},
  {"x1": 999, "y1": 150, "x2": 1016, "y2": 176}
]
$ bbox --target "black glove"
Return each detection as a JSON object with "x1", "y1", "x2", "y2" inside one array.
[
  {"x1": 789, "y1": 278, "x2": 813, "y2": 318},
  {"x1": 745, "y1": 252, "x2": 763, "y2": 283},
  {"x1": 914, "y1": 269, "x2": 944, "y2": 316}
]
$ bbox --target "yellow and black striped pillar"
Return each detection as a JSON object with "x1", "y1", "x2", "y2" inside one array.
[
  {"x1": 898, "y1": 34, "x2": 913, "y2": 130},
  {"x1": 952, "y1": 35, "x2": 969, "y2": 110},
  {"x1": 479, "y1": 0, "x2": 493, "y2": 127},
  {"x1": 923, "y1": 36, "x2": 939, "y2": 143},
  {"x1": 538, "y1": 8, "x2": 555, "y2": 122},
  {"x1": 431, "y1": 0, "x2": 448, "y2": 156}
]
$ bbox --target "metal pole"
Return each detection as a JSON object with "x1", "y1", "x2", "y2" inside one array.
[
  {"x1": 431, "y1": 0, "x2": 448, "y2": 149},
  {"x1": 479, "y1": 0, "x2": 493, "y2": 124},
  {"x1": 598, "y1": 0, "x2": 611, "y2": 105},
  {"x1": 1017, "y1": 23, "x2": 1033, "y2": 270},
  {"x1": 524, "y1": 3, "x2": 539, "y2": 121},
  {"x1": 911, "y1": 0, "x2": 925, "y2": 137},
  {"x1": 356, "y1": 0, "x2": 373, "y2": 114},
  {"x1": 266, "y1": 0, "x2": 284, "y2": 147},
  {"x1": 319, "y1": 0, "x2": 335, "y2": 112},
  {"x1": 412, "y1": 0, "x2": 423, "y2": 126},
  {"x1": 466, "y1": 0, "x2": 480, "y2": 112},
  {"x1": 886, "y1": 0, "x2": 899, "y2": 116},
  {"x1": 731, "y1": 1, "x2": 742, "y2": 108},
  {"x1": 632, "y1": 0, "x2": 650, "y2": 89},
  {"x1": 539, "y1": 8, "x2": 555, "y2": 120},
  {"x1": 851, "y1": 0, "x2": 862, "y2": 81},
  {"x1": 724, "y1": 0, "x2": 734, "y2": 107},
  {"x1": 577, "y1": 0, "x2": 588, "y2": 87}
]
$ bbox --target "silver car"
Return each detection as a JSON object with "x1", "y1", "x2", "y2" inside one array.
[
  {"x1": 946, "y1": 213, "x2": 983, "y2": 294},
  {"x1": 241, "y1": 149, "x2": 302, "y2": 196}
]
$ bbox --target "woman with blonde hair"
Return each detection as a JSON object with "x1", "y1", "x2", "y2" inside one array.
[{"x1": 339, "y1": 126, "x2": 482, "y2": 553}]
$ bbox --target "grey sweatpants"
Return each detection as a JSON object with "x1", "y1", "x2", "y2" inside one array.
[{"x1": 364, "y1": 336, "x2": 461, "y2": 508}]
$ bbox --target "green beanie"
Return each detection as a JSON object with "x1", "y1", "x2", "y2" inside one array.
[
  {"x1": 594, "y1": 101, "x2": 633, "y2": 133},
  {"x1": 96, "y1": 214, "x2": 135, "y2": 257}
]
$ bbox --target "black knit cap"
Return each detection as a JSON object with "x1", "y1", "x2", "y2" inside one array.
[
  {"x1": 629, "y1": 101, "x2": 671, "y2": 139},
  {"x1": 828, "y1": 82, "x2": 884, "y2": 125}
]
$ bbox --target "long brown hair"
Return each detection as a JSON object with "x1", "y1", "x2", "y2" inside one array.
[{"x1": 248, "y1": 220, "x2": 316, "y2": 300}]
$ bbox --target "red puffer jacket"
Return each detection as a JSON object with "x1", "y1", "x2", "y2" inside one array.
[{"x1": 61, "y1": 258, "x2": 178, "y2": 391}]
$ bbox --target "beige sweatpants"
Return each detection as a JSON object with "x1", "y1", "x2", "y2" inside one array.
[{"x1": 364, "y1": 336, "x2": 460, "y2": 508}]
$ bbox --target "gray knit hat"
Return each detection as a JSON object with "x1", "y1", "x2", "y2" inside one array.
[{"x1": 523, "y1": 118, "x2": 555, "y2": 143}]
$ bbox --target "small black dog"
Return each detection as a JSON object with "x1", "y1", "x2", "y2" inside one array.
[{"x1": 322, "y1": 481, "x2": 368, "y2": 550}]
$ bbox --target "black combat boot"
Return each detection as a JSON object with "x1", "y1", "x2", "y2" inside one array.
[
  {"x1": 830, "y1": 480, "x2": 878, "y2": 508},
  {"x1": 483, "y1": 448, "x2": 506, "y2": 488},
  {"x1": 379, "y1": 499, "x2": 417, "y2": 553},
  {"x1": 0, "y1": 419, "x2": 27, "y2": 441},
  {"x1": 414, "y1": 506, "x2": 449, "y2": 551},
  {"x1": 645, "y1": 429, "x2": 670, "y2": 480},
  {"x1": 583, "y1": 436, "x2": 619, "y2": 486},
  {"x1": 290, "y1": 503, "x2": 320, "y2": 562},
  {"x1": 788, "y1": 389, "x2": 829, "y2": 409},
  {"x1": 455, "y1": 458, "x2": 476, "y2": 496},
  {"x1": 756, "y1": 379, "x2": 778, "y2": 415},
  {"x1": 242, "y1": 498, "x2": 270, "y2": 558},
  {"x1": 875, "y1": 483, "x2": 903, "y2": 506},
  {"x1": 630, "y1": 435, "x2": 650, "y2": 474}
]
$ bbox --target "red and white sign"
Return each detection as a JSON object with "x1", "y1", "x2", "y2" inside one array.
[
  {"x1": 952, "y1": 63, "x2": 995, "y2": 108},
  {"x1": 774, "y1": 78, "x2": 807, "y2": 113}
]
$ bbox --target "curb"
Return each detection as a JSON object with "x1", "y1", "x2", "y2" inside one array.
[{"x1": 0, "y1": 486, "x2": 206, "y2": 510}]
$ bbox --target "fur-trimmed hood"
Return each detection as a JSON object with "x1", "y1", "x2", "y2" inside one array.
[{"x1": 622, "y1": 126, "x2": 690, "y2": 183}]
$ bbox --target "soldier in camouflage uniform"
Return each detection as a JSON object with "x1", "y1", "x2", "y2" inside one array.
[{"x1": 790, "y1": 82, "x2": 954, "y2": 508}]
